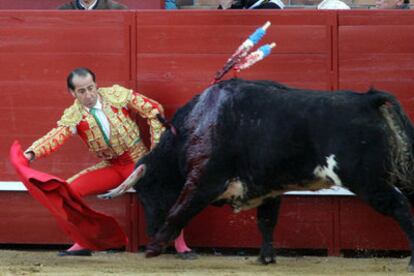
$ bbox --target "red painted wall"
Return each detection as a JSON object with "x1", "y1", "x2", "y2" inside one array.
[
  {"x1": 338, "y1": 11, "x2": 414, "y2": 119},
  {"x1": 0, "y1": 10, "x2": 414, "y2": 252}
]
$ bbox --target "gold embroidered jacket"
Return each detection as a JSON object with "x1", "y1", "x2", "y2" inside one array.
[{"x1": 27, "y1": 85, "x2": 165, "y2": 160}]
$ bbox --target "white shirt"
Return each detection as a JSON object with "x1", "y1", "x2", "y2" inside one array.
[
  {"x1": 317, "y1": 0, "x2": 350, "y2": 9},
  {"x1": 79, "y1": 0, "x2": 98, "y2": 10},
  {"x1": 88, "y1": 100, "x2": 111, "y2": 139},
  {"x1": 70, "y1": 100, "x2": 111, "y2": 139}
]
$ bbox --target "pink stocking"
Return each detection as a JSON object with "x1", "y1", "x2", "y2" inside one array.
[
  {"x1": 67, "y1": 243, "x2": 86, "y2": 251},
  {"x1": 174, "y1": 230, "x2": 192, "y2": 253}
]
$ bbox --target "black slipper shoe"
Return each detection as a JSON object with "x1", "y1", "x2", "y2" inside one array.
[
  {"x1": 176, "y1": 251, "x2": 198, "y2": 260},
  {"x1": 58, "y1": 249, "x2": 92, "y2": 257},
  {"x1": 105, "y1": 249, "x2": 124, "y2": 254}
]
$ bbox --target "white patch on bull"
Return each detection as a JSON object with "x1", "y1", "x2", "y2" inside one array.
[
  {"x1": 313, "y1": 154, "x2": 342, "y2": 187},
  {"x1": 216, "y1": 162, "x2": 344, "y2": 213},
  {"x1": 215, "y1": 178, "x2": 284, "y2": 214},
  {"x1": 216, "y1": 178, "x2": 246, "y2": 202},
  {"x1": 234, "y1": 191, "x2": 283, "y2": 213}
]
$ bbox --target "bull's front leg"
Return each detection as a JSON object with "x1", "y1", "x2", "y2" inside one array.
[
  {"x1": 257, "y1": 197, "x2": 282, "y2": 265},
  {"x1": 146, "y1": 165, "x2": 223, "y2": 257}
]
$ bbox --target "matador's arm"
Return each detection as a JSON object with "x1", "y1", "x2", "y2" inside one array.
[
  {"x1": 25, "y1": 126, "x2": 73, "y2": 160},
  {"x1": 25, "y1": 104, "x2": 80, "y2": 160}
]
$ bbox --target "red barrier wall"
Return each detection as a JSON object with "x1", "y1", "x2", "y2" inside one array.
[
  {"x1": 1, "y1": 10, "x2": 414, "y2": 254},
  {"x1": 338, "y1": 11, "x2": 414, "y2": 118},
  {"x1": 135, "y1": 10, "x2": 336, "y2": 118}
]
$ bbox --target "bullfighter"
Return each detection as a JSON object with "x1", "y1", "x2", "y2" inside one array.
[{"x1": 22, "y1": 67, "x2": 193, "y2": 258}]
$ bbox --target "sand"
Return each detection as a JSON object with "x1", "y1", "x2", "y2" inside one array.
[{"x1": 0, "y1": 249, "x2": 410, "y2": 275}]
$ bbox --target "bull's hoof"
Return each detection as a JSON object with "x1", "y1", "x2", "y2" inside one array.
[
  {"x1": 258, "y1": 255, "x2": 276, "y2": 265},
  {"x1": 258, "y1": 245, "x2": 276, "y2": 265},
  {"x1": 145, "y1": 249, "x2": 162, "y2": 258},
  {"x1": 145, "y1": 242, "x2": 164, "y2": 258}
]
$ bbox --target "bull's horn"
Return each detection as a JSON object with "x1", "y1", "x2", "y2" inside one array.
[{"x1": 97, "y1": 164, "x2": 146, "y2": 200}]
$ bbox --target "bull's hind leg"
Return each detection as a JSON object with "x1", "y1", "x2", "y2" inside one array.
[
  {"x1": 257, "y1": 197, "x2": 282, "y2": 264},
  {"x1": 356, "y1": 184, "x2": 414, "y2": 272},
  {"x1": 146, "y1": 165, "x2": 225, "y2": 257}
]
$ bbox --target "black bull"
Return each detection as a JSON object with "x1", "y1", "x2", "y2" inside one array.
[{"x1": 101, "y1": 78, "x2": 414, "y2": 271}]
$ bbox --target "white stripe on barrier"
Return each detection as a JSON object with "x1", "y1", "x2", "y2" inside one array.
[
  {"x1": 0, "y1": 181, "x2": 27, "y2": 191},
  {"x1": 0, "y1": 181, "x2": 355, "y2": 196},
  {"x1": 285, "y1": 186, "x2": 354, "y2": 196},
  {"x1": 0, "y1": 181, "x2": 137, "y2": 193}
]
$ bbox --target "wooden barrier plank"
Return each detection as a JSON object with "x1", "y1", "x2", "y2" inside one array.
[
  {"x1": 137, "y1": 25, "x2": 328, "y2": 54},
  {"x1": 339, "y1": 55, "x2": 414, "y2": 81},
  {"x1": 0, "y1": 11, "x2": 133, "y2": 26},
  {"x1": 1, "y1": 55, "x2": 130, "y2": 82},
  {"x1": 137, "y1": 55, "x2": 329, "y2": 84},
  {"x1": 339, "y1": 197, "x2": 409, "y2": 250},
  {"x1": 0, "y1": 28, "x2": 127, "y2": 53},
  {"x1": 339, "y1": 26, "x2": 414, "y2": 54},
  {"x1": 338, "y1": 12, "x2": 414, "y2": 121},
  {"x1": 0, "y1": 12, "x2": 133, "y2": 82},
  {"x1": 136, "y1": 10, "x2": 335, "y2": 26},
  {"x1": 0, "y1": 192, "x2": 132, "y2": 245},
  {"x1": 338, "y1": 11, "x2": 414, "y2": 26},
  {"x1": 137, "y1": 197, "x2": 335, "y2": 251}
]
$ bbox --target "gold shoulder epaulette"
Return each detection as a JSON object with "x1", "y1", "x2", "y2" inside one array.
[
  {"x1": 100, "y1": 85, "x2": 132, "y2": 108},
  {"x1": 57, "y1": 102, "x2": 82, "y2": 127}
]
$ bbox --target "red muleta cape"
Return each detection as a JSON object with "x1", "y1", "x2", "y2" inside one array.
[{"x1": 9, "y1": 140, "x2": 128, "y2": 251}]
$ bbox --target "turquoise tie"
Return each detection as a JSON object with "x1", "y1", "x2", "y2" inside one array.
[{"x1": 90, "y1": 107, "x2": 110, "y2": 146}]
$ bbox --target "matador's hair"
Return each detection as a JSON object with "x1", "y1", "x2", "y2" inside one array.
[{"x1": 67, "y1": 67, "x2": 96, "y2": 90}]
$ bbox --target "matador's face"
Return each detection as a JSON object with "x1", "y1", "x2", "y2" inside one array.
[{"x1": 70, "y1": 73, "x2": 99, "y2": 109}]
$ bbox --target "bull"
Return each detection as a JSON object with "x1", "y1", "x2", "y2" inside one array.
[{"x1": 100, "y1": 78, "x2": 414, "y2": 271}]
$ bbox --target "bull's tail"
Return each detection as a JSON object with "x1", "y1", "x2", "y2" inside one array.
[{"x1": 374, "y1": 90, "x2": 414, "y2": 194}]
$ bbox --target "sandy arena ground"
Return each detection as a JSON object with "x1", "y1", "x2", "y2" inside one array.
[{"x1": 0, "y1": 249, "x2": 411, "y2": 275}]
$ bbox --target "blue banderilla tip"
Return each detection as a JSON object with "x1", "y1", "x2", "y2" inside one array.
[
  {"x1": 258, "y1": 44, "x2": 273, "y2": 57},
  {"x1": 248, "y1": 27, "x2": 266, "y2": 45}
]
